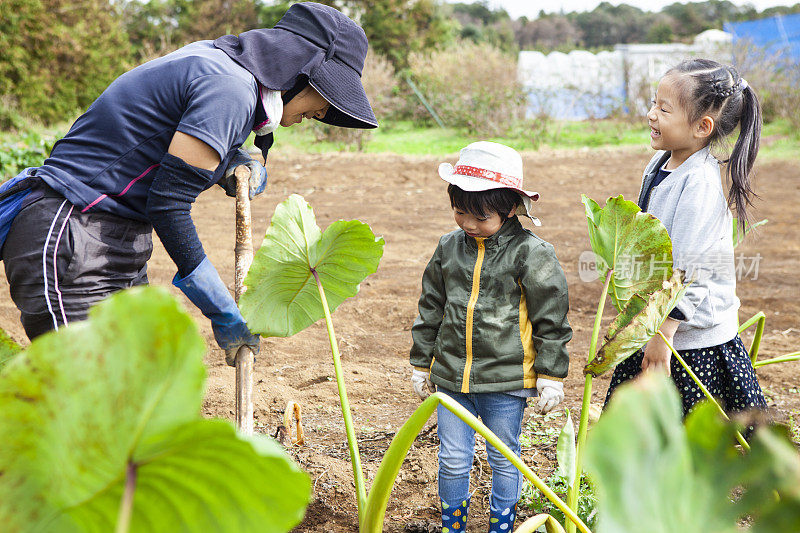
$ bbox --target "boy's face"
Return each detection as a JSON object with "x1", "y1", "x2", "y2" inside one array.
[{"x1": 453, "y1": 207, "x2": 512, "y2": 239}]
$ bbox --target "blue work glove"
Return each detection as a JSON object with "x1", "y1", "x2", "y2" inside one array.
[
  {"x1": 173, "y1": 257, "x2": 260, "y2": 366},
  {"x1": 219, "y1": 148, "x2": 267, "y2": 199}
]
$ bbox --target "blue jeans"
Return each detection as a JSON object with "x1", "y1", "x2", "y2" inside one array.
[{"x1": 437, "y1": 388, "x2": 527, "y2": 512}]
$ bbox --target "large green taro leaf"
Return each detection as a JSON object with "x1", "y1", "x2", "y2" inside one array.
[
  {"x1": 583, "y1": 195, "x2": 673, "y2": 312},
  {"x1": 240, "y1": 194, "x2": 385, "y2": 337},
  {"x1": 584, "y1": 270, "x2": 687, "y2": 377},
  {"x1": 684, "y1": 398, "x2": 800, "y2": 532},
  {"x1": 0, "y1": 286, "x2": 310, "y2": 532},
  {"x1": 585, "y1": 374, "x2": 800, "y2": 533},
  {"x1": 0, "y1": 326, "x2": 21, "y2": 371}
]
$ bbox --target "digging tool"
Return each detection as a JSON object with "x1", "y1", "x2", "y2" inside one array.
[{"x1": 234, "y1": 165, "x2": 255, "y2": 435}]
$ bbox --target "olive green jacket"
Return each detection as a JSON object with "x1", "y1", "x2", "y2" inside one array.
[{"x1": 410, "y1": 216, "x2": 571, "y2": 393}]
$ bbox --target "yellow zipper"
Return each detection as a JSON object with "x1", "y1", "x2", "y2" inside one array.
[{"x1": 462, "y1": 238, "x2": 485, "y2": 393}]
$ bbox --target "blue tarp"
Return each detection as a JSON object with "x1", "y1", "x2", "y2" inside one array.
[
  {"x1": 724, "y1": 13, "x2": 800, "y2": 60},
  {"x1": 525, "y1": 86, "x2": 627, "y2": 121}
]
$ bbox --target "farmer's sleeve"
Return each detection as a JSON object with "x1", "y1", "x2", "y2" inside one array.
[
  {"x1": 177, "y1": 74, "x2": 256, "y2": 160},
  {"x1": 410, "y1": 241, "x2": 446, "y2": 371},
  {"x1": 520, "y1": 243, "x2": 572, "y2": 381},
  {"x1": 147, "y1": 75, "x2": 255, "y2": 278},
  {"x1": 146, "y1": 153, "x2": 216, "y2": 278}
]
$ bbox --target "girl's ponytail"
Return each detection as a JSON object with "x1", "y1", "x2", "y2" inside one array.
[
  {"x1": 667, "y1": 59, "x2": 763, "y2": 231},
  {"x1": 726, "y1": 83, "x2": 762, "y2": 230}
]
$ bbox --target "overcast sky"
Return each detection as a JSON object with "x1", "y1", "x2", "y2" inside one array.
[{"x1": 459, "y1": 0, "x2": 795, "y2": 19}]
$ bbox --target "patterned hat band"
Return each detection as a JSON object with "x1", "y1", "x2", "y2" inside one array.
[
  {"x1": 438, "y1": 141, "x2": 540, "y2": 225},
  {"x1": 453, "y1": 165, "x2": 522, "y2": 189}
]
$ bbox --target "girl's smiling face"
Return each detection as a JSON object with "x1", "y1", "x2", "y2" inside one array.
[
  {"x1": 281, "y1": 86, "x2": 330, "y2": 127},
  {"x1": 453, "y1": 207, "x2": 512, "y2": 239},
  {"x1": 648, "y1": 75, "x2": 695, "y2": 153},
  {"x1": 647, "y1": 74, "x2": 714, "y2": 168}
]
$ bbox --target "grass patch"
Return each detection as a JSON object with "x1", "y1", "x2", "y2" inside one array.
[
  {"x1": 540, "y1": 119, "x2": 649, "y2": 148},
  {"x1": 759, "y1": 119, "x2": 800, "y2": 160},
  {"x1": 264, "y1": 119, "x2": 651, "y2": 156},
  {"x1": 266, "y1": 118, "x2": 798, "y2": 159},
  {"x1": 3, "y1": 118, "x2": 796, "y2": 178}
]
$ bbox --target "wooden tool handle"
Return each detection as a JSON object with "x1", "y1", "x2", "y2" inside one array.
[{"x1": 234, "y1": 165, "x2": 255, "y2": 435}]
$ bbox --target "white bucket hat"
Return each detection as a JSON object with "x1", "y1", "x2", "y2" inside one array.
[{"x1": 438, "y1": 141, "x2": 541, "y2": 226}]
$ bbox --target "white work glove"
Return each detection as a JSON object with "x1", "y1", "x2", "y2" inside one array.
[
  {"x1": 535, "y1": 377, "x2": 564, "y2": 414},
  {"x1": 411, "y1": 368, "x2": 435, "y2": 400}
]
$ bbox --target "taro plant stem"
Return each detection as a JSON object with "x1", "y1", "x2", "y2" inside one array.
[
  {"x1": 515, "y1": 514, "x2": 568, "y2": 533},
  {"x1": 361, "y1": 393, "x2": 591, "y2": 533},
  {"x1": 115, "y1": 461, "x2": 137, "y2": 533},
  {"x1": 657, "y1": 331, "x2": 750, "y2": 451},
  {"x1": 311, "y1": 268, "x2": 367, "y2": 522},
  {"x1": 754, "y1": 352, "x2": 800, "y2": 368},
  {"x1": 567, "y1": 270, "x2": 612, "y2": 533},
  {"x1": 738, "y1": 312, "x2": 766, "y2": 364}
]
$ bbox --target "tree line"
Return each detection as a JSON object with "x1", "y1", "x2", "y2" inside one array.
[
  {"x1": 453, "y1": 0, "x2": 800, "y2": 51},
  {"x1": 1, "y1": 0, "x2": 798, "y2": 126}
]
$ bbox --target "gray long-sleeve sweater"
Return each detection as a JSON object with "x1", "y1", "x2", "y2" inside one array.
[{"x1": 638, "y1": 146, "x2": 740, "y2": 350}]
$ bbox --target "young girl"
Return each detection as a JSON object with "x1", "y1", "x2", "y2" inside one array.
[
  {"x1": 410, "y1": 141, "x2": 572, "y2": 532},
  {"x1": 605, "y1": 58, "x2": 767, "y2": 416}
]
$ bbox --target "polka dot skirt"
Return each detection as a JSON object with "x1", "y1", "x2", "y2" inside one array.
[{"x1": 604, "y1": 335, "x2": 767, "y2": 416}]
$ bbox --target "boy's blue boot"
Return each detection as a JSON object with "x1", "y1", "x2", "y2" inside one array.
[
  {"x1": 488, "y1": 503, "x2": 517, "y2": 532},
  {"x1": 441, "y1": 495, "x2": 470, "y2": 532}
]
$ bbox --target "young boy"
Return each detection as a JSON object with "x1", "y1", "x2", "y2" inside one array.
[{"x1": 409, "y1": 141, "x2": 571, "y2": 532}]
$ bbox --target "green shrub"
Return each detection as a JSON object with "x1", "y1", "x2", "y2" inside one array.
[
  {"x1": 0, "y1": 131, "x2": 56, "y2": 183},
  {"x1": 309, "y1": 51, "x2": 403, "y2": 149},
  {"x1": 0, "y1": 97, "x2": 26, "y2": 132},
  {"x1": 733, "y1": 42, "x2": 800, "y2": 124},
  {"x1": 406, "y1": 40, "x2": 527, "y2": 136},
  {"x1": 0, "y1": 0, "x2": 132, "y2": 124}
]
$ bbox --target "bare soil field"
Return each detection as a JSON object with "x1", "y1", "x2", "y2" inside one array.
[{"x1": 1, "y1": 147, "x2": 797, "y2": 531}]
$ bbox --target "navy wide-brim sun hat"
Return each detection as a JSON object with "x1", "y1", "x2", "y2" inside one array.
[{"x1": 214, "y1": 2, "x2": 378, "y2": 129}]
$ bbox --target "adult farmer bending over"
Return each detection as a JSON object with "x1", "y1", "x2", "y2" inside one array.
[{"x1": 0, "y1": 2, "x2": 377, "y2": 365}]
